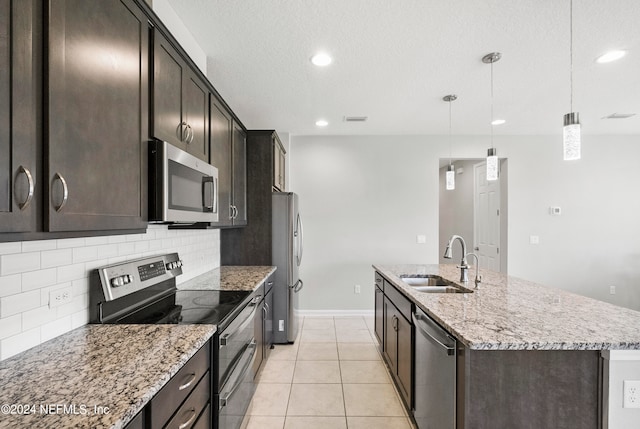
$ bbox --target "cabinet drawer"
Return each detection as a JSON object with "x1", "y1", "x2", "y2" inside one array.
[
  {"x1": 375, "y1": 272, "x2": 383, "y2": 292},
  {"x1": 191, "y1": 403, "x2": 211, "y2": 429},
  {"x1": 383, "y1": 280, "x2": 412, "y2": 322},
  {"x1": 151, "y1": 343, "x2": 210, "y2": 428},
  {"x1": 164, "y1": 370, "x2": 210, "y2": 429}
]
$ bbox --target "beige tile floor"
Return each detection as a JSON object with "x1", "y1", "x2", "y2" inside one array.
[{"x1": 243, "y1": 316, "x2": 416, "y2": 429}]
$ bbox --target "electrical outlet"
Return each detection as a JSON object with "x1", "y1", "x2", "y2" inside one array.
[
  {"x1": 354, "y1": 284, "x2": 361, "y2": 294},
  {"x1": 49, "y1": 286, "x2": 73, "y2": 308},
  {"x1": 416, "y1": 235, "x2": 426, "y2": 244},
  {"x1": 278, "y1": 320, "x2": 285, "y2": 331},
  {"x1": 623, "y1": 380, "x2": 640, "y2": 408},
  {"x1": 610, "y1": 285, "x2": 616, "y2": 295},
  {"x1": 529, "y1": 235, "x2": 540, "y2": 245}
]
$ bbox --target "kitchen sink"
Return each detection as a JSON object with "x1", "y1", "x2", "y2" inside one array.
[{"x1": 400, "y1": 275, "x2": 473, "y2": 293}]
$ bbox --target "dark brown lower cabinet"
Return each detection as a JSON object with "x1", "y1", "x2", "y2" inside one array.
[
  {"x1": 374, "y1": 281, "x2": 384, "y2": 349},
  {"x1": 383, "y1": 295, "x2": 412, "y2": 409}
]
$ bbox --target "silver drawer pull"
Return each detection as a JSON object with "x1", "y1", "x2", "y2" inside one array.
[
  {"x1": 53, "y1": 172, "x2": 69, "y2": 212},
  {"x1": 178, "y1": 373, "x2": 197, "y2": 391},
  {"x1": 178, "y1": 408, "x2": 197, "y2": 429},
  {"x1": 17, "y1": 165, "x2": 35, "y2": 210}
]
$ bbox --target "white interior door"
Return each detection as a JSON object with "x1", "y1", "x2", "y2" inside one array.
[{"x1": 474, "y1": 162, "x2": 501, "y2": 271}]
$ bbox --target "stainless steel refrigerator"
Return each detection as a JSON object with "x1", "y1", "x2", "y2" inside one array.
[{"x1": 272, "y1": 192, "x2": 304, "y2": 343}]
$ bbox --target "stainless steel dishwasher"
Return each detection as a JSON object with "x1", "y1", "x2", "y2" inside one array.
[{"x1": 412, "y1": 307, "x2": 457, "y2": 429}]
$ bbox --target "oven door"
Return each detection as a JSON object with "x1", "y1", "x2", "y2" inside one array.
[
  {"x1": 217, "y1": 339, "x2": 257, "y2": 429},
  {"x1": 150, "y1": 140, "x2": 218, "y2": 223}
]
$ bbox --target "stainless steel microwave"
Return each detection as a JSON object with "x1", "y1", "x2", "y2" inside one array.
[{"x1": 149, "y1": 140, "x2": 219, "y2": 223}]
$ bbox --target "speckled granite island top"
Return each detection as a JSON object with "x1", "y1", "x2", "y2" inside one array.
[
  {"x1": 178, "y1": 265, "x2": 276, "y2": 291},
  {"x1": 374, "y1": 264, "x2": 640, "y2": 351},
  {"x1": 0, "y1": 324, "x2": 214, "y2": 429}
]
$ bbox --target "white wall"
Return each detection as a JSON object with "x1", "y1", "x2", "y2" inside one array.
[
  {"x1": 0, "y1": 227, "x2": 220, "y2": 361},
  {"x1": 290, "y1": 134, "x2": 640, "y2": 312},
  {"x1": 152, "y1": 0, "x2": 207, "y2": 74}
]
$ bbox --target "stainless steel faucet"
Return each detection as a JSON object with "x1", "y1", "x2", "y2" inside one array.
[
  {"x1": 443, "y1": 235, "x2": 469, "y2": 282},
  {"x1": 465, "y1": 252, "x2": 482, "y2": 288}
]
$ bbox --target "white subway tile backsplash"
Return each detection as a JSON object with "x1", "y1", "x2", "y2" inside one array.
[
  {"x1": 22, "y1": 268, "x2": 58, "y2": 292},
  {"x1": 0, "y1": 290, "x2": 41, "y2": 318},
  {"x1": 0, "y1": 274, "x2": 21, "y2": 298},
  {"x1": 21, "y1": 240, "x2": 57, "y2": 252},
  {"x1": 0, "y1": 314, "x2": 22, "y2": 340},
  {"x1": 1, "y1": 327, "x2": 40, "y2": 360},
  {"x1": 0, "y1": 252, "x2": 41, "y2": 276},
  {"x1": 0, "y1": 227, "x2": 220, "y2": 361},
  {"x1": 41, "y1": 248, "x2": 73, "y2": 269},
  {"x1": 0, "y1": 242, "x2": 22, "y2": 255},
  {"x1": 21, "y1": 305, "x2": 58, "y2": 331}
]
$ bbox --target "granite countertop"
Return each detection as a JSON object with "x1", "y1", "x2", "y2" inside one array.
[
  {"x1": 374, "y1": 264, "x2": 640, "y2": 351},
  {"x1": 178, "y1": 265, "x2": 276, "y2": 291},
  {"x1": 0, "y1": 324, "x2": 215, "y2": 429}
]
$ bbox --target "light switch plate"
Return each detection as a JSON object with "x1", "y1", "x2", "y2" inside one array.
[{"x1": 416, "y1": 235, "x2": 426, "y2": 244}]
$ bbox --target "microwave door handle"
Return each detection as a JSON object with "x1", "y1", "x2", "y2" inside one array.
[{"x1": 202, "y1": 176, "x2": 214, "y2": 211}]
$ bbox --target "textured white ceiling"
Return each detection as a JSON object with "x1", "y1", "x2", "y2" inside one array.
[{"x1": 166, "y1": 0, "x2": 640, "y2": 136}]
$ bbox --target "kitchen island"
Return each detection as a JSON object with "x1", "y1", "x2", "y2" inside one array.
[{"x1": 374, "y1": 264, "x2": 640, "y2": 429}]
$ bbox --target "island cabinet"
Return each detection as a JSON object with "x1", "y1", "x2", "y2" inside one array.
[
  {"x1": 379, "y1": 277, "x2": 413, "y2": 410},
  {"x1": 210, "y1": 94, "x2": 247, "y2": 227},
  {"x1": 456, "y1": 347, "x2": 600, "y2": 429},
  {"x1": 148, "y1": 341, "x2": 211, "y2": 429},
  {"x1": 253, "y1": 274, "x2": 275, "y2": 378},
  {"x1": 153, "y1": 30, "x2": 209, "y2": 162},
  {"x1": 374, "y1": 273, "x2": 384, "y2": 349},
  {"x1": 46, "y1": 0, "x2": 149, "y2": 232},
  {"x1": 0, "y1": 0, "x2": 39, "y2": 233}
]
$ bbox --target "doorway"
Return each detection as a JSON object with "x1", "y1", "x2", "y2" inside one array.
[{"x1": 439, "y1": 159, "x2": 508, "y2": 273}]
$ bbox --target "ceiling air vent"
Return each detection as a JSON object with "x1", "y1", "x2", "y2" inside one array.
[
  {"x1": 343, "y1": 116, "x2": 368, "y2": 122},
  {"x1": 602, "y1": 113, "x2": 636, "y2": 119}
]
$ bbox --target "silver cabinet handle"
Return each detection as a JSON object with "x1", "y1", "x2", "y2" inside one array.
[
  {"x1": 185, "y1": 124, "x2": 194, "y2": 144},
  {"x1": 177, "y1": 409, "x2": 197, "y2": 429},
  {"x1": 178, "y1": 121, "x2": 188, "y2": 142},
  {"x1": 53, "y1": 172, "x2": 69, "y2": 212},
  {"x1": 233, "y1": 205, "x2": 238, "y2": 219},
  {"x1": 17, "y1": 165, "x2": 35, "y2": 210},
  {"x1": 229, "y1": 205, "x2": 234, "y2": 220},
  {"x1": 178, "y1": 372, "x2": 197, "y2": 391}
]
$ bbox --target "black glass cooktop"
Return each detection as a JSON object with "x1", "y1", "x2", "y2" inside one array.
[{"x1": 114, "y1": 289, "x2": 252, "y2": 327}]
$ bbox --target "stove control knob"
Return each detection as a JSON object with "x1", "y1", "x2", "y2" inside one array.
[
  {"x1": 111, "y1": 277, "x2": 124, "y2": 287},
  {"x1": 176, "y1": 260, "x2": 183, "y2": 268}
]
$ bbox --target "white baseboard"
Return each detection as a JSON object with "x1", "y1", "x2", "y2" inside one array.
[{"x1": 297, "y1": 309, "x2": 374, "y2": 317}]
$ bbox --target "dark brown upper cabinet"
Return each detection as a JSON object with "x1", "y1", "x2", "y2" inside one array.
[
  {"x1": 210, "y1": 95, "x2": 246, "y2": 227},
  {"x1": 0, "y1": 0, "x2": 40, "y2": 233},
  {"x1": 46, "y1": 0, "x2": 149, "y2": 232},
  {"x1": 153, "y1": 30, "x2": 209, "y2": 162}
]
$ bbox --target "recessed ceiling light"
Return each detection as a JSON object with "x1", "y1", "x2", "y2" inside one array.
[
  {"x1": 310, "y1": 53, "x2": 332, "y2": 67},
  {"x1": 596, "y1": 50, "x2": 626, "y2": 63},
  {"x1": 491, "y1": 119, "x2": 506, "y2": 125},
  {"x1": 315, "y1": 119, "x2": 328, "y2": 127}
]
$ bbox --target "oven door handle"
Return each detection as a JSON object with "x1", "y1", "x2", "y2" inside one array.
[
  {"x1": 219, "y1": 340, "x2": 257, "y2": 410},
  {"x1": 220, "y1": 302, "x2": 260, "y2": 347}
]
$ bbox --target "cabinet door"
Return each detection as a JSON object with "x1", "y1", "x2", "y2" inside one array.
[
  {"x1": 374, "y1": 285, "x2": 384, "y2": 349},
  {"x1": 153, "y1": 30, "x2": 185, "y2": 150},
  {"x1": 396, "y1": 312, "x2": 412, "y2": 407},
  {"x1": 0, "y1": 0, "x2": 38, "y2": 233},
  {"x1": 383, "y1": 297, "x2": 398, "y2": 372},
  {"x1": 47, "y1": 0, "x2": 148, "y2": 232},
  {"x1": 183, "y1": 70, "x2": 209, "y2": 162},
  {"x1": 264, "y1": 286, "x2": 274, "y2": 359},
  {"x1": 210, "y1": 96, "x2": 233, "y2": 226},
  {"x1": 254, "y1": 297, "x2": 264, "y2": 378},
  {"x1": 232, "y1": 121, "x2": 247, "y2": 226}
]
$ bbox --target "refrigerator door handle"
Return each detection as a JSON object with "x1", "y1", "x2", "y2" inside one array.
[{"x1": 296, "y1": 213, "x2": 304, "y2": 266}]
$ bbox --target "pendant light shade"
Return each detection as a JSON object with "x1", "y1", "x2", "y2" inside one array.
[
  {"x1": 482, "y1": 52, "x2": 501, "y2": 181},
  {"x1": 446, "y1": 165, "x2": 455, "y2": 190},
  {"x1": 443, "y1": 94, "x2": 457, "y2": 190},
  {"x1": 563, "y1": 0, "x2": 581, "y2": 160},
  {"x1": 563, "y1": 112, "x2": 581, "y2": 160},
  {"x1": 486, "y1": 148, "x2": 499, "y2": 181}
]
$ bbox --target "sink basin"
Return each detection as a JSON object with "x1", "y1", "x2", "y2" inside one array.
[{"x1": 399, "y1": 275, "x2": 473, "y2": 294}]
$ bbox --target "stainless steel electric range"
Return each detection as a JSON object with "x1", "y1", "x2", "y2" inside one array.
[{"x1": 89, "y1": 253, "x2": 260, "y2": 429}]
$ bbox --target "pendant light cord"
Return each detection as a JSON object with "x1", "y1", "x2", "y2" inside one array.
[
  {"x1": 490, "y1": 59, "x2": 494, "y2": 150},
  {"x1": 570, "y1": 0, "x2": 574, "y2": 112},
  {"x1": 448, "y1": 99, "x2": 452, "y2": 166}
]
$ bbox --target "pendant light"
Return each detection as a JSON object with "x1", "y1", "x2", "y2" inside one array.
[
  {"x1": 563, "y1": 0, "x2": 581, "y2": 160},
  {"x1": 443, "y1": 94, "x2": 457, "y2": 190},
  {"x1": 482, "y1": 52, "x2": 501, "y2": 181}
]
